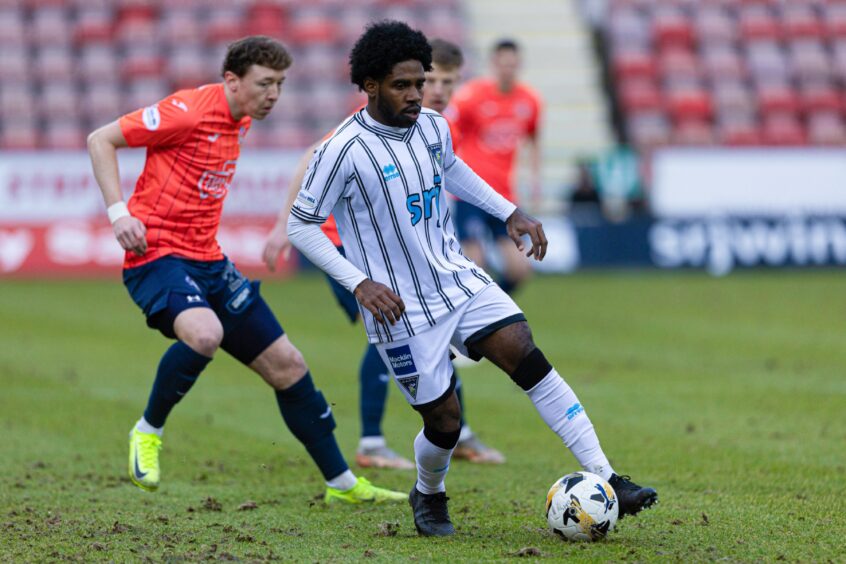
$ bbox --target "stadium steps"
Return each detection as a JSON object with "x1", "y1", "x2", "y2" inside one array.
[{"x1": 460, "y1": 0, "x2": 614, "y2": 211}]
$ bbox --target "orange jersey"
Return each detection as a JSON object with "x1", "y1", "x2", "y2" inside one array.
[
  {"x1": 451, "y1": 78, "x2": 542, "y2": 201},
  {"x1": 119, "y1": 83, "x2": 251, "y2": 268}
]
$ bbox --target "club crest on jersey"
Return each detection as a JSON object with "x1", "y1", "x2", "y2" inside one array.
[
  {"x1": 385, "y1": 345, "x2": 416, "y2": 376},
  {"x1": 428, "y1": 143, "x2": 443, "y2": 166},
  {"x1": 197, "y1": 160, "x2": 237, "y2": 199},
  {"x1": 397, "y1": 375, "x2": 419, "y2": 400},
  {"x1": 382, "y1": 163, "x2": 400, "y2": 182},
  {"x1": 142, "y1": 105, "x2": 160, "y2": 131}
]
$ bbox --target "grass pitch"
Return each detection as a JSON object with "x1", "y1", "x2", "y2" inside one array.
[{"x1": 1, "y1": 272, "x2": 844, "y2": 561}]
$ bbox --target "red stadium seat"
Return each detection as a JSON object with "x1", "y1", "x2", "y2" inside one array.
[
  {"x1": 788, "y1": 40, "x2": 831, "y2": 83},
  {"x1": 40, "y1": 81, "x2": 79, "y2": 119},
  {"x1": 694, "y1": 5, "x2": 737, "y2": 45},
  {"x1": 0, "y1": 8, "x2": 26, "y2": 46},
  {"x1": 701, "y1": 45, "x2": 747, "y2": 81},
  {"x1": 756, "y1": 83, "x2": 800, "y2": 115},
  {"x1": 658, "y1": 46, "x2": 701, "y2": 80},
  {"x1": 35, "y1": 46, "x2": 74, "y2": 81},
  {"x1": 0, "y1": 118, "x2": 39, "y2": 150},
  {"x1": 666, "y1": 86, "x2": 713, "y2": 121},
  {"x1": 823, "y1": 4, "x2": 846, "y2": 39},
  {"x1": 672, "y1": 119, "x2": 715, "y2": 146},
  {"x1": 44, "y1": 118, "x2": 85, "y2": 150},
  {"x1": 652, "y1": 6, "x2": 695, "y2": 50},
  {"x1": 799, "y1": 83, "x2": 842, "y2": 114},
  {"x1": 618, "y1": 78, "x2": 663, "y2": 113},
  {"x1": 81, "y1": 82, "x2": 121, "y2": 123},
  {"x1": 713, "y1": 81, "x2": 756, "y2": 116},
  {"x1": 31, "y1": 6, "x2": 71, "y2": 46},
  {"x1": 0, "y1": 84, "x2": 36, "y2": 120},
  {"x1": 206, "y1": 8, "x2": 245, "y2": 43},
  {"x1": 739, "y1": 5, "x2": 782, "y2": 41},
  {"x1": 807, "y1": 112, "x2": 846, "y2": 145},
  {"x1": 782, "y1": 5, "x2": 824, "y2": 40},
  {"x1": 613, "y1": 49, "x2": 657, "y2": 80},
  {"x1": 762, "y1": 113, "x2": 806, "y2": 145},
  {"x1": 122, "y1": 45, "x2": 163, "y2": 80},
  {"x1": 626, "y1": 111, "x2": 671, "y2": 150},
  {"x1": 717, "y1": 117, "x2": 763, "y2": 146},
  {"x1": 0, "y1": 46, "x2": 29, "y2": 80},
  {"x1": 74, "y1": 7, "x2": 114, "y2": 44},
  {"x1": 79, "y1": 45, "x2": 118, "y2": 81}
]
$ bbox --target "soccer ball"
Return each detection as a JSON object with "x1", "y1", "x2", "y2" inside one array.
[{"x1": 545, "y1": 471, "x2": 618, "y2": 542}]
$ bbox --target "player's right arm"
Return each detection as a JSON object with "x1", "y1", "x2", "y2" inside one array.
[
  {"x1": 87, "y1": 120, "x2": 147, "y2": 256},
  {"x1": 286, "y1": 138, "x2": 405, "y2": 326}
]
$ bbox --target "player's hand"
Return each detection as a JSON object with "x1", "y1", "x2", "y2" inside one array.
[
  {"x1": 113, "y1": 215, "x2": 147, "y2": 256},
  {"x1": 354, "y1": 279, "x2": 405, "y2": 326},
  {"x1": 263, "y1": 222, "x2": 292, "y2": 272},
  {"x1": 506, "y1": 208, "x2": 547, "y2": 261}
]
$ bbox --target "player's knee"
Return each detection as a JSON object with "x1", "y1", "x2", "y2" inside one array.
[
  {"x1": 184, "y1": 325, "x2": 223, "y2": 357},
  {"x1": 266, "y1": 345, "x2": 308, "y2": 390},
  {"x1": 509, "y1": 347, "x2": 553, "y2": 391},
  {"x1": 420, "y1": 394, "x2": 461, "y2": 434}
]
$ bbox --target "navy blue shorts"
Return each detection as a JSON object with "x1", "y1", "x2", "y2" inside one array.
[
  {"x1": 325, "y1": 245, "x2": 361, "y2": 323},
  {"x1": 453, "y1": 200, "x2": 509, "y2": 243},
  {"x1": 123, "y1": 255, "x2": 284, "y2": 362}
]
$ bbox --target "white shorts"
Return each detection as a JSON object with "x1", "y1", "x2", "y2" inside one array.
[{"x1": 375, "y1": 284, "x2": 525, "y2": 409}]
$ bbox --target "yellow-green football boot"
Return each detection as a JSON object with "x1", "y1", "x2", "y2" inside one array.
[
  {"x1": 324, "y1": 477, "x2": 407, "y2": 504},
  {"x1": 128, "y1": 427, "x2": 162, "y2": 492}
]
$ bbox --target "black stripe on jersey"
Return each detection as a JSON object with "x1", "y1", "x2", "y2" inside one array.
[
  {"x1": 310, "y1": 136, "x2": 358, "y2": 213},
  {"x1": 470, "y1": 268, "x2": 492, "y2": 285},
  {"x1": 302, "y1": 116, "x2": 358, "y2": 193},
  {"x1": 356, "y1": 138, "x2": 436, "y2": 328},
  {"x1": 378, "y1": 136, "x2": 455, "y2": 313},
  {"x1": 353, "y1": 110, "x2": 405, "y2": 142},
  {"x1": 352, "y1": 167, "x2": 413, "y2": 337},
  {"x1": 344, "y1": 195, "x2": 389, "y2": 343},
  {"x1": 290, "y1": 207, "x2": 325, "y2": 223},
  {"x1": 416, "y1": 122, "x2": 479, "y2": 275}
]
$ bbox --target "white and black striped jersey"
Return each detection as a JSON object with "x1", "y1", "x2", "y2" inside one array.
[{"x1": 291, "y1": 108, "x2": 503, "y2": 344}]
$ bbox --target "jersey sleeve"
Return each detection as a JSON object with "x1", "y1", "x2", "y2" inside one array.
[
  {"x1": 442, "y1": 118, "x2": 457, "y2": 172},
  {"x1": 119, "y1": 92, "x2": 199, "y2": 148},
  {"x1": 290, "y1": 136, "x2": 356, "y2": 224}
]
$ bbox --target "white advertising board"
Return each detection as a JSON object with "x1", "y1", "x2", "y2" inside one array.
[{"x1": 652, "y1": 148, "x2": 846, "y2": 218}]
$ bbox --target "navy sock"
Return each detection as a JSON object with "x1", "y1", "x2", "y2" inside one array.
[
  {"x1": 143, "y1": 341, "x2": 212, "y2": 428},
  {"x1": 455, "y1": 372, "x2": 466, "y2": 429},
  {"x1": 359, "y1": 344, "x2": 389, "y2": 438},
  {"x1": 275, "y1": 372, "x2": 349, "y2": 481}
]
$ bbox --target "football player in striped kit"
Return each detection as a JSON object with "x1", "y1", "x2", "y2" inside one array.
[{"x1": 288, "y1": 21, "x2": 658, "y2": 537}]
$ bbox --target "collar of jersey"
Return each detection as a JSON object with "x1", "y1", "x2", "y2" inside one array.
[{"x1": 357, "y1": 108, "x2": 413, "y2": 142}]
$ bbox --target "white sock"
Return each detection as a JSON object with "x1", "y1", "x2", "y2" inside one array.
[
  {"x1": 526, "y1": 370, "x2": 615, "y2": 481},
  {"x1": 135, "y1": 417, "x2": 163, "y2": 437},
  {"x1": 326, "y1": 469, "x2": 357, "y2": 491},
  {"x1": 413, "y1": 429, "x2": 454, "y2": 494},
  {"x1": 358, "y1": 436, "x2": 386, "y2": 451}
]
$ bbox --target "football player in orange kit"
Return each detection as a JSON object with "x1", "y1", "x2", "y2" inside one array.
[
  {"x1": 263, "y1": 38, "x2": 505, "y2": 468},
  {"x1": 450, "y1": 39, "x2": 543, "y2": 296},
  {"x1": 87, "y1": 36, "x2": 405, "y2": 504}
]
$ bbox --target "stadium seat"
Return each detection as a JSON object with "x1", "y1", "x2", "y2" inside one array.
[
  {"x1": 206, "y1": 8, "x2": 246, "y2": 43},
  {"x1": 0, "y1": 46, "x2": 29, "y2": 81},
  {"x1": 618, "y1": 78, "x2": 663, "y2": 113},
  {"x1": 762, "y1": 113, "x2": 807, "y2": 145},
  {"x1": 44, "y1": 118, "x2": 85, "y2": 150},
  {"x1": 782, "y1": 5, "x2": 824, "y2": 40},
  {"x1": 35, "y1": 46, "x2": 75, "y2": 81},
  {"x1": 159, "y1": 8, "x2": 202, "y2": 45},
  {"x1": 40, "y1": 81, "x2": 79, "y2": 119},
  {"x1": 823, "y1": 3, "x2": 846, "y2": 39},
  {"x1": 613, "y1": 48, "x2": 657, "y2": 80},
  {"x1": 756, "y1": 82, "x2": 800, "y2": 115},
  {"x1": 739, "y1": 5, "x2": 782, "y2": 41},
  {"x1": 666, "y1": 85, "x2": 713, "y2": 121},
  {"x1": 745, "y1": 40, "x2": 790, "y2": 83},
  {"x1": 0, "y1": 8, "x2": 26, "y2": 45},
  {"x1": 717, "y1": 115, "x2": 763, "y2": 146},
  {"x1": 694, "y1": 5, "x2": 737, "y2": 45},
  {"x1": 31, "y1": 6, "x2": 71, "y2": 46},
  {"x1": 122, "y1": 45, "x2": 163, "y2": 80},
  {"x1": 701, "y1": 45, "x2": 747, "y2": 81},
  {"x1": 658, "y1": 46, "x2": 701, "y2": 81},
  {"x1": 672, "y1": 119, "x2": 715, "y2": 146},
  {"x1": 807, "y1": 111, "x2": 846, "y2": 145},
  {"x1": 0, "y1": 84, "x2": 36, "y2": 120},
  {"x1": 626, "y1": 111, "x2": 671, "y2": 149},
  {"x1": 167, "y1": 46, "x2": 213, "y2": 90},
  {"x1": 79, "y1": 45, "x2": 119, "y2": 82},
  {"x1": 652, "y1": 6, "x2": 695, "y2": 50},
  {"x1": 81, "y1": 82, "x2": 122, "y2": 124},
  {"x1": 713, "y1": 81, "x2": 756, "y2": 116},
  {"x1": 799, "y1": 83, "x2": 842, "y2": 114},
  {"x1": 788, "y1": 40, "x2": 831, "y2": 83},
  {"x1": 125, "y1": 77, "x2": 169, "y2": 113},
  {"x1": 0, "y1": 117, "x2": 39, "y2": 149},
  {"x1": 74, "y1": 6, "x2": 114, "y2": 45}
]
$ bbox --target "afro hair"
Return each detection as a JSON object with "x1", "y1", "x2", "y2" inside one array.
[{"x1": 349, "y1": 20, "x2": 432, "y2": 89}]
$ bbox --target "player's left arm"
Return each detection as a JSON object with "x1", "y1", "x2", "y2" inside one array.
[{"x1": 525, "y1": 91, "x2": 543, "y2": 212}]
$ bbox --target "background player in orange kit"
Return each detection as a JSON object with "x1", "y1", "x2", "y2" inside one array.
[
  {"x1": 451, "y1": 39, "x2": 543, "y2": 295},
  {"x1": 263, "y1": 38, "x2": 505, "y2": 468},
  {"x1": 86, "y1": 35, "x2": 405, "y2": 504}
]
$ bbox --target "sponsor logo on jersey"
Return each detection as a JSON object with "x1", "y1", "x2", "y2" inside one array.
[
  {"x1": 171, "y1": 98, "x2": 188, "y2": 112},
  {"x1": 565, "y1": 402, "x2": 584, "y2": 420},
  {"x1": 142, "y1": 105, "x2": 160, "y2": 131},
  {"x1": 382, "y1": 163, "x2": 400, "y2": 182},
  {"x1": 186, "y1": 294, "x2": 203, "y2": 303},
  {"x1": 397, "y1": 374, "x2": 419, "y2": 399},
  {"x1": 428, "y1": 143, "x2": 443, "y2": 167},
  {"x1": 296, "y1": 190, "x2": 317, "y2": 209},
  {"x1": 197, "y1": 160, "x2": 237, "y2": 199},
  {"x1": 207, "y1": 133, "x2": 220, "y2": 143},
  {"x1": 386, "y1": 344, "x2": 416, "y2": 376}
]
